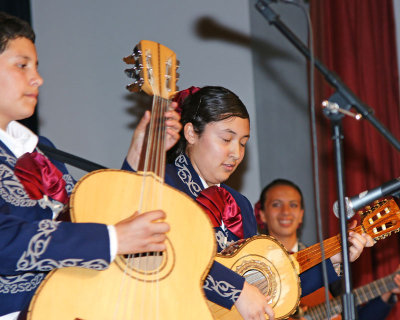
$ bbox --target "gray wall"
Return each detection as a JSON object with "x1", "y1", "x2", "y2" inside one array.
[
  {"x1": 31, "y1": 0, "x2": 261, "y2": 204},
  {"x1": 249, "y1": 1, "x2": 316, "y2": 245}
]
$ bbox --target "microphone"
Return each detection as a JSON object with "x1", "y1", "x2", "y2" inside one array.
[{"x1": 333, "y1": 177, "x2": 400, "y2": 219}]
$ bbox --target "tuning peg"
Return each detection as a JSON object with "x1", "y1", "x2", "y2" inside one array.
[
  {"x1": 133, "y1": 45, "x2": 141, "y2": 58},
  {"x1": 123, "y1": 55, "x2": 136, "y2": 65},
  {"x1": 126, "y1": 79, "x2": 143, "y2": 92},
  {"x1": 365, "y1": 206, "x2": 371, "y2": 211},
  {"x1": 134, "y1": 60, "x2": 142, "y2": 71},
  {"x1": 124, "y1": 68, "x2": 140, "y2": 79},
  {"x1": 176, "y1": 59, "x2": 180, "y2": 70},
  {"x1": 176, "y1": 72, "x2": 180, "y2": 82}
]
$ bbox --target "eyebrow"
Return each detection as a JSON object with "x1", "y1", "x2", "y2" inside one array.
[
  {"x1": 222, "y1": 128, "x2": 250, "y2": 138},
  {"x1": 15, "y1": 54, "x2": 39, "y2": 67}
]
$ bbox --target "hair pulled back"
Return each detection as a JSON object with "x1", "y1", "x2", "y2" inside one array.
[{"x1": 167, "y1": 86, "x2": 249, "y2": 162}]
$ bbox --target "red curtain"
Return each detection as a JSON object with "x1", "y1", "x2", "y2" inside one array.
[{"x1": 310, "y1": 0, "x2": 400, "y2": 319}]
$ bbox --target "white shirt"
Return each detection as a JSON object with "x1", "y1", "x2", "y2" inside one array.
[{"x1": 0, "y1": 121, "x2": 38, "y2": 157}]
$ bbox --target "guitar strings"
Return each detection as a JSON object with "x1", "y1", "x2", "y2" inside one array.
[
  {"x1": 112, "y1": 85, "x2": 161, "y2": 319},
  {"x1": 114, "y1": 47, "x2": 174, "y2": 319},
  {"x1": 296, "y1": 226, "x2": 363, "y2": 272}
]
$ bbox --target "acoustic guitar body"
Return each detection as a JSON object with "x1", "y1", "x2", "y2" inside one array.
[
  {"x1": 207, "y1": 235, "x2": 301, "y2": 320},
  {"x1": 28, "y1": 169, "x2": 216, "y2": 320}
]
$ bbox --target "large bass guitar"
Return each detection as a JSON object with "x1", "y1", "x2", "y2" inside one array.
[
  {"x1": 28, "y1": 40, "x2": 216, "y2": 320},
  {"x1": 207, "y1": 198, "x2": 400, "y2": 320}
]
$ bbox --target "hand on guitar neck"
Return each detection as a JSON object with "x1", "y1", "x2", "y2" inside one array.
[
  {"x1": 381, "y1": 265, "x2": 400, "y2": 303},
  {"x1": 126, "y1": 103, "x2": 181, "y2": 171},
  {"x1": 329, "y1": 220, "x2": 375, "y2": 266},
  {"x1": 116, "y1": 107, "x2": 180, "y2": 255}
]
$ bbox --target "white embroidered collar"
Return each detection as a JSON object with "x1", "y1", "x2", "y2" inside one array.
[{"x1": 0, "y1": 121, "x2": 38, "y2": 158}]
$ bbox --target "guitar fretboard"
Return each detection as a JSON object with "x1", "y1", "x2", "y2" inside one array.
[
  {"x1": 304, "y1": 271, "x2": 400, "y2": 320},
  {"x1": 293, "y1": 226, "x2": 363, "y2": 273}
]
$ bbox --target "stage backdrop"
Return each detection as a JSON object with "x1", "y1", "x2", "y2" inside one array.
[{"x1": 311, "y1": 1, "x2": 400, "y2": 319}]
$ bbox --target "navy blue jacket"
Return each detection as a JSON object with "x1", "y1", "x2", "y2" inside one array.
[{"x1": 0, "y1": 136, "x2": 111, "y2": 316}]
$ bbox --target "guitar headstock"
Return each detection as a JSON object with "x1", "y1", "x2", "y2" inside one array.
[
  {"x1": 359, "y1": 198, "x2": 400, "y2": 240},
  {"x1": 123, "y1": 40, "x2": 179, "y2": 99}
]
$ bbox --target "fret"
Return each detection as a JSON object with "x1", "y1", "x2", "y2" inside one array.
[
  {"x1": 380, "y1": 276, "x2": 390, "y2": 293},
  {"x1": 304, "y1": 271, "x2": 400, "y2": 319}
]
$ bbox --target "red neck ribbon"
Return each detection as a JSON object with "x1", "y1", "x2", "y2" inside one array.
[
  {"x1": 196, "y1": 186, "x2": 244, "y2": 239},
  {"x1": 14, "y1": 151, "x2": 69, "y2": 204}
]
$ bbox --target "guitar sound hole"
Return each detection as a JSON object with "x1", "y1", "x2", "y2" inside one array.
[
  {"x1": 122, "y1": 252, "x2": 165, "y2": 272},
  {"x1": 244, "y1": 269, "x2": 267, "y2": 289},
  {"x1": 243, "y1": 269, "x2": 272, "y2": 301}
]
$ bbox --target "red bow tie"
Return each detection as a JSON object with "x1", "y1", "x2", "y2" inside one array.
[
  {"x1": 14, "y1": 151, "x2": 69, "y2": 204},
  {"x1": 196, "y1": 186, "x2": 244, "y2": 239}
]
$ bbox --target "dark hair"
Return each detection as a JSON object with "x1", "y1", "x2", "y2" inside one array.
[
  {"x1": 0, "y1": 11, "x2": 35, "y2": 54},
  {"x1": 258, "y1": 178, "x2": 305, "y2": 237},
  {"x1": 259, "y1": 178, "x2": 304, "y2": 210},
  {"x1": 167, "y1": 86, "x2": 249, "y2": 162}
]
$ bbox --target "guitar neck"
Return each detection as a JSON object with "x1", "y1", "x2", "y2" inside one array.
[
  {"x1": 137, "y1": 96, "x2": 169, "y2": 177},
  {"x1": 293, "y1": 226, "x2": 363, "y2": 273},
  {"x1": 304, "y1": 270, "x2": 400, "y2": 320}
]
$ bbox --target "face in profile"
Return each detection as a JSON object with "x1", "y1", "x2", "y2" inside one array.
[
  {"x1": 0, "y1": 37, "x2": 43, "y2": 129},
  {"x1": 260, "y1": 184, "x2": 304, "y2": 240},
  {"x1": 185, "y1": 116, "x2": 250, "y2": 186}
]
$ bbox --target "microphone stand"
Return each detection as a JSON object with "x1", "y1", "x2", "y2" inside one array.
[{"x1": 255, "y1": 1, "x2": 400, "y2": 319}]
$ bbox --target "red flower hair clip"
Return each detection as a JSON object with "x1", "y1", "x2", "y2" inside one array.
[
  {"x1": 254, "y1": 200, "x2": 266, "y2": 231},
  {"x1": 172, "y1": 86, "x2": 201, "y2": 115}
]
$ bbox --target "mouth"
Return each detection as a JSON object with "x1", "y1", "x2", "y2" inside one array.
[
  {"x1": 222, "y1": 163, "x2": 236, "y2": 172},
  {"x1": 278, "y1": 219, "x2": 293, "y2": 227},
  {"x1": 25, "y1": 93, "x2": 38, "y2": 100}
]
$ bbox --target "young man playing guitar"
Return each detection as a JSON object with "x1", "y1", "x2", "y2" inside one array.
[{"x1": 256, "y1": 178, "x2": 400, "y2": 320}]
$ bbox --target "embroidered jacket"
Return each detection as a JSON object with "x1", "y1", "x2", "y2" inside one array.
[{"x1": 0, "y1": 136, "x2": 111, "y2": 316}]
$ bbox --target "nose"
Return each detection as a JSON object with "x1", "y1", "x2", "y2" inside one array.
[
  {"x1": 30, "y1": 69, "x2": 44, "y2": 87},
  {"x1": 281, "y1": 203, "x2": 291, "y2": 215},
  {"x1": 230, "y1": 142, "x2": 241, "y2": 160}
]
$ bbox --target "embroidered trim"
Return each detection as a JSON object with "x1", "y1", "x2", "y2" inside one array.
[
  {"x1": 16, "y1": 220, "x2": 108, "y2": 272},
  {"x1": 203, "y1": 274, "x2": 242, "y2": 302},
  {"x1": 0, "y1": 146, "x2": 17, "y2": 166},
  {"x1": 0, "y1": 273, "x2": 44, "y2": 294},
  {"x1": 0, "y1": 145, "x2": 75, "y2": 208},
  {"x1": 63, "y1": 173, "x2": 75, "y2": 195},
  {"x1": 175, "y1": 154, "x2": 202, "y2": 197},
  {"x1": 0, "y1": 164, "x2": 36, "y2": 207},
  {"x1": 215, "y1": 229, "x2": 234, "y2": 250},
  {"x1": 37, "y1": 195, "x2": 64, "y2": 219}
]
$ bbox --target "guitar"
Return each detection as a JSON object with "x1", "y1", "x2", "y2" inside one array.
[
  {"x1": 27, "y1": 40, "x2": 216, "y2": 320},
  {"x1": 207, "y1": 198, "x2": 400, "y2": 320},
  {"x1": 303, "y1": 269, "x2": 400, "y2": 320}
]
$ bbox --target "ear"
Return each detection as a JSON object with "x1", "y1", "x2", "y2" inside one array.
[
  {"x1": 259, "y1": 209, "x2": 267, "y2": 224},
  {"x1": 184, "y1": 122, "x2": 197, "y2": 145},
  {"x1": 298, "y1": 209, "x2": 304, "y2": 224}
]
